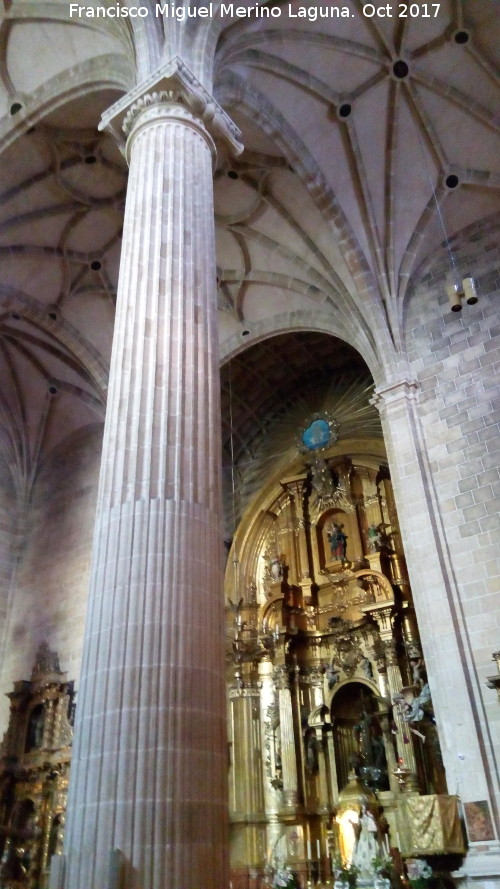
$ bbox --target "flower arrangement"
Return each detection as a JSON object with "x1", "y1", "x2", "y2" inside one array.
[
  {"x1": 406, "y1": 858, "x2": 433, "y2": 889},
  {"x1": 372, "y1": 852, "x2": 394, "y2": 878},
  {"x1": 264, "y1": 859, "x2": 297, "y2": 889},
  {"x1": 271, "y1": 863, "x2": 296, "y2": 888},
  {"x1": 332, "y1": 853, "x2": 358, "y2": 888}
]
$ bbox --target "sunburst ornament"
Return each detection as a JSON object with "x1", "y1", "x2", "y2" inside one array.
[
  {"x1": 296, "y1": 410, "x2": 339, "y2": 454},
  {"x1": 227, "y1": 376, "x2": 381, "y2": 520}
]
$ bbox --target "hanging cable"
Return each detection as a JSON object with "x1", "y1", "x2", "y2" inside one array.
[{"x1": 413, "y1": 121, "x2": 461, "y2": 289}]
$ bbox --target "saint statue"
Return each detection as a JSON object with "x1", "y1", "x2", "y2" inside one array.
[
  {"x1": 328, "y1": 523, "x2": 348, "y2": 560},
  {"x1": 351, "y1": 806, "x2": 385, "y2": 881},
  {"x1": 25, "y1": 703, "x2": 45, "y2": 752}
]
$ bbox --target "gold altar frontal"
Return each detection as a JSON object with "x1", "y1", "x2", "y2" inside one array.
[{"x1": 397, "y1": 795, "x2": 465, "y2": 857}]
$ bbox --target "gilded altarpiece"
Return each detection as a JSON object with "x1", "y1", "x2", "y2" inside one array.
[
  {"x1": 0, "y1": 644, "x2": 73, "y2": 889},
  {"x1": 225, "y1": 457, "x2": 462, "y2": 889}
]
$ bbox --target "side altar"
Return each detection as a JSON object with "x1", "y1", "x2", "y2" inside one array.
[{"x1": 0, "y1": 644, "x2": 74, "y2": 889}]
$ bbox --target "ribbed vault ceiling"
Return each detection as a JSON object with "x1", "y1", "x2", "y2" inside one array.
[{"x1": 0, "y1": 1, "x2": 498, "y2": 507}]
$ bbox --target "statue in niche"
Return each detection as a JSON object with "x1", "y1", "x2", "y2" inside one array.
[
  {"x1": 355, "y1": 571, "x2": 392, "y2": 604},
  {"x1": 355, "y1": 708, "x2": 388, "y2": 790},
  {"x1": 304, "y1": 729, "x2": 319, "y2": 774},
  {"x1": 270, "y1": 556, "x2": 284, "y2": 582},
  {"x1": 25, "y1": 704, "x2": 45, "y2": 752},
  {"x1": 263, "y1": 550, "x2": 285, "y2": 585},
  {"x1": 328, "y1": 523, "x2": 348, "y2": 560}
]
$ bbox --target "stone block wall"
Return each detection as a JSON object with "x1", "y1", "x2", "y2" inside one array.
[{"x1": 404, "y1": 216, "x2": 500, "y2": 822}]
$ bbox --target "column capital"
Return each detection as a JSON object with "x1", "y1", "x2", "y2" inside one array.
[
  {"x1": 368, "y1": 604, "x2": 395, "y2": 639},
  {"x1": 274, "y1": 664, "x2": 291, "y2": 690},
  {"x1": 99, "y1": 55, "x2": 243, "y2": 159},
  {"x1": 301, "y1": 665, "x2": 324, "y2": 688},
  {"x1": 371, "y1": 379, "x2": 420, "y2": 411}
]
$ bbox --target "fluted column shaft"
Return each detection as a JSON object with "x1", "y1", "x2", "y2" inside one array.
[
  {"x1": 384, "y1": 640, "x2": 419, "y2": 783},
  {"x1": 63, "y1": 95, "x2": 227, "y2": 889},
  {"x1": 287, "y1": 481, "x2": 310, "y2": 589},
  {"x1": 275, "y1": 666, "x2": 299, "y2": 809},
  {"x1": 370, "y1": 604, "x2": 419, "y2": 785},
  {"x1": 228, "y1": 685, "x2": 264, "y2": 819},
  {"x1": 259, "y1": 659, "x2": 280, "y2": 816},
  {"x1": 307, "y1": 669, "x2": 329, "y2": 812}
]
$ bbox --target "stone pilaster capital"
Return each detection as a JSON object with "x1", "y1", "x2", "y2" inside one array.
[
  {"x1": 370, "y1": 379, "x2": 420, "y2": 413},
  {"x1": 99, "y1": 55, "x2": 243, "y2": 161}
]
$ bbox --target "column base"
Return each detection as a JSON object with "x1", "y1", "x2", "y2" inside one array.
[{"x1": 455, "y1": 844, "x2": 500, "y2": 883}]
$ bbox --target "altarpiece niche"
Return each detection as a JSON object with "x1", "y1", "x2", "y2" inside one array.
[{"x1": 225, "y1": 454, "x2": 463, "y2": 889}]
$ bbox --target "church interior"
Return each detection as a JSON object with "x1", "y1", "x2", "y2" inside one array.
[{"x1": 0, "y1": 2, "x2": 499, "y2": 889}]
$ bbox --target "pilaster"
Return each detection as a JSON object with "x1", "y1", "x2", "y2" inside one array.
[{"x1": 373, "y1": 379, "x2": 500, "y2": 840}]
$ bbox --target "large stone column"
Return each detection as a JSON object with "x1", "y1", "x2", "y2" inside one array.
[{"x1": 61, "y1": 61, "x2": 242, "y2": 889}]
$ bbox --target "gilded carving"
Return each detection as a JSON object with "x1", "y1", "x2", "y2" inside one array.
[
  {"x1": 0, "y1": 645, "x2": 73, "y2": 889},
  {"x1": 263, "y1": 697, "x2": 282, "y2": 792},
  {"x1": 224, "y1": 457, "x2": 452, "y2": 884}
]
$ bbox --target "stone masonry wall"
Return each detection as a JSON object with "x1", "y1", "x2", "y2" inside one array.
[{"x1": 404, "y1": 216, "x2": 500, "y2": 822}]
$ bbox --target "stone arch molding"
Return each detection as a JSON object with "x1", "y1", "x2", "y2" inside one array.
[
  {"x1": 0, "y1": 287, "x2": 109, "y2": 389},
  {"x1": 220, "y1": 309, "x2": 386, "y2": 387},
  {"x1": 0, "y1": 287, "x2": 108, "y2": 504},
  {"x1": 0, "y1": 55, "x2": 133, "y2": 152}
]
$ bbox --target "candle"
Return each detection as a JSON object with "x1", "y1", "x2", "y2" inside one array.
[
  {"x1": 317, "y1": 839, "x2": 321, "y2": 860},
  {"x1": 307, "y1": 839, "x2": 311, "y2": 860}
]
